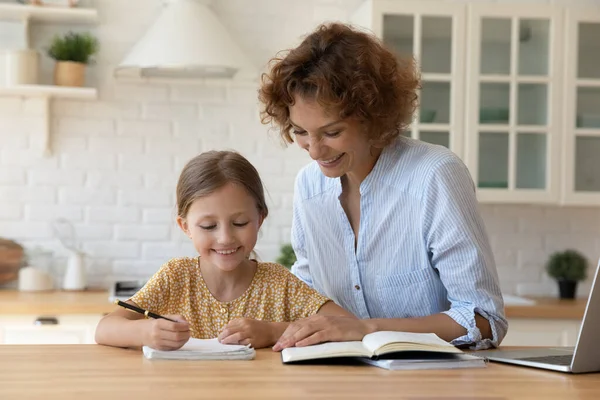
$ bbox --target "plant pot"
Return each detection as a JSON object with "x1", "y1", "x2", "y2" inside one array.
[
  {"x1": 557, "y1": 279, "x2": 578, "y2": 299},
  {"x1": 53, "y1": 61, "x2": 86, "y2": 87}
]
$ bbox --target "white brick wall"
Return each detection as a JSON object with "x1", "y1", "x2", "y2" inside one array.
[
  {"x1": 0, "y1": 0, "x2": 599, "y2": 294},
  {"x1": 117, "y1": 120, "x2": 172, "y2": 137},
  {"x1": 24, "y1": 205, "x2": 84, "y2": 222}
]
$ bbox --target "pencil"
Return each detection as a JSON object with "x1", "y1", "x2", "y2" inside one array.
[{"x1": 114, "y1": 299, "x2": 178, "y2": 322}]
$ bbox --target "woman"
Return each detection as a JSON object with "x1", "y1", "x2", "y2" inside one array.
[{"x1": 259, "y1": 23, "x2": 507, "y2": 351}]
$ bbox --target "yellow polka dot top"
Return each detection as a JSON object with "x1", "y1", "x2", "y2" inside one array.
[{"x1": 130, "y1": 257, "x2": 330, "y2": 339}]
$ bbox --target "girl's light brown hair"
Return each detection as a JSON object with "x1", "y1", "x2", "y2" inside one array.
[
  {"x1": 259, "y1": 22, "x2": 420, "y2": 147},
  {"x1": 176, "y1": 151, "x2": 268, "y2": 220}
]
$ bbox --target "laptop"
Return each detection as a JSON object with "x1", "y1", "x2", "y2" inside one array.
[{"x1": 477, "y1": 258, "x2": 600, "y2": 373}]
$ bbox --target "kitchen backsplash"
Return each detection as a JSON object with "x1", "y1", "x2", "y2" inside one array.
[{"x1": 0, "y1": 0, "x2": 599, "y2": 296}]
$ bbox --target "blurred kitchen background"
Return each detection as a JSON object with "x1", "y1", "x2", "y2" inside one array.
[{"x1": 0, "y1": 0, "x2": 599, "y2": 345}]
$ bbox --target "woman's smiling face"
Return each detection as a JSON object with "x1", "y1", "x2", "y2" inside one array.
[{"x1": 289, "y1": 95, "x2": 376, "y2": 180}]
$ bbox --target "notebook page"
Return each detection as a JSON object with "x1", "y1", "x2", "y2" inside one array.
[
  {"x1": 281, "y1": 341, "x2": 369, "y2": 363},
  {"x1": 179, "y1": 338, "x2": 250, "y2": 353},
  {"x1": 143, "y1": 338, "x2": 255, "y2": 360},
  {"x1": 362, "y1": 331, "x2": 457, "y2": 355}
]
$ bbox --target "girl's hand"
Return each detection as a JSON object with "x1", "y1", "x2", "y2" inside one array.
[
  {"x1": 141, "y1": 315, "x2": 190, "y2": 351},
  {"x1": 218, "y1": 318, "x2": 286, "y2": 349},
  {"x1": 272, "y1": 315, "x2": 369, "y2": 351}
]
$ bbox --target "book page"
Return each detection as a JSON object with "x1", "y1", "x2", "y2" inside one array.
[
  {"x1": 362, "y1": 331, "x2": 459, "y2": 355},
  {"x1": 281, "y1": 341, "x2": 369, "y2": 363},
  {"x1": 361, "y1": 354, "x2": 486, "y2": 371}
]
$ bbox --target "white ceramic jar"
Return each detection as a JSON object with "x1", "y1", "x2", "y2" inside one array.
[{"x1": 0, "y1": 49, "x2": 39, "y2": 86}]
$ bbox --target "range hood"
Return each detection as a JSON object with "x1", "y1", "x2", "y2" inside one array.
[{"x1": 115, "y1": 0, "x2": 254, "y2": 79}]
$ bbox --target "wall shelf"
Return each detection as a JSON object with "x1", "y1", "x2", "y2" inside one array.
[
  {"x1": 0, "y1": 3, "x2": 97, "y2": 23},
  {"x1": 0, "y1": 3, "x2": 98, "y2": 157},
  {"x1": 0, "y1": 84, "x2": 97, "y2": 99},
  {"x1": 0, "y1": 84, "x2": 97, "y2": 156}
]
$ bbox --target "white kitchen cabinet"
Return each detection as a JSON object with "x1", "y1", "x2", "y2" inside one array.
[
  {"x1": 352, "y1": 0, "x2": 466, "y2": 158},
  {"x1": 0, "y1": 314, "x2": 102, "y2": 344},
  {"x1": 352, "y1": 1, "x2": 600, "y2": 206},
  {"x1": 562, "y1": 9, "x2": 600, "y2": 206},
  {"x1": 502, "y1": 319, "x2": 581, "y2": 347},
  {"x1": 465, "y1": 4, "x2": 563, "y2": 204}
]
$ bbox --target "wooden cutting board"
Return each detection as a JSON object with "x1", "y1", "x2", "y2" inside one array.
[{"x1": 0, "y1": 238, "x2": 24, "y2": 284}]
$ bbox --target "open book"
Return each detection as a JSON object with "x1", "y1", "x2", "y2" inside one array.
[
  {"x1": 143, "y1": 338, "x2": 255, "y2": 360},
  {"x1": 281, "y1": 331, "x2": 486, "y2": 370}
]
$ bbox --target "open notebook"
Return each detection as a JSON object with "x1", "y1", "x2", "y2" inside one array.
[
  {"x1": 281, "y1": 331, "x2": 486, "y2": 370},
  {"x1": 143, "y1": 338, "x2": 256, "y2": 360}
]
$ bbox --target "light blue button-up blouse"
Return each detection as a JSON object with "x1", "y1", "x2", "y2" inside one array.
[{"x1": 290, "y1": 136, "x2": 507, "y2": 349}]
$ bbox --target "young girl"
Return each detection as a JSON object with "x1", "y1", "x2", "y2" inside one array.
[{"x1": 95, "y1": 150, "x2": 353, "y2": 351}]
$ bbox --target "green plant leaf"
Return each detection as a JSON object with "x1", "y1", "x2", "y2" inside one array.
[
  {"x1": 276, "y1": 244, "x2": 296, "y2": 270},
  {"x1": 546, "y1": 250, "x2": 588, "y2": 282},
  {"x1": 47, "y1": 31, "x2": 99, "y2": 64}
]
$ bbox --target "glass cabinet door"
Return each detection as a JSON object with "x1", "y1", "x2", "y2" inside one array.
[
  {"x1": 465, "y1": 5, "x2": 562, "y2": 203},
  {"x1": 563, "y1": 11, "x2": 600, "y2": 205},
  {"x1": 353, "y1": 1, "x2": 465, "y2": 158}
]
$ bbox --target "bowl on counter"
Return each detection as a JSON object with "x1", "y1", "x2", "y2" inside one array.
[{"x1": 502, "y1": 294, "x2": 536, "y2": 306}]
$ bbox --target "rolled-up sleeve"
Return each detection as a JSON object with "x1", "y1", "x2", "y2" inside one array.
[
  {"x1": 290, "y1": 174, "x2": 314, "y2": 288},
  {"x1": 421, "y1": 156, "x2": 508, "y2": 349}
]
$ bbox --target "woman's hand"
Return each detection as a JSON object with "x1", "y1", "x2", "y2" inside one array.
[
  {"x1": 272, "y1": 315, "x2": 371, "y2": 351},
  {"x1": 218, "y1": 318, "x2": 287, "y2": 349},
  {"x1": 140, "y1": 315, "x2": 190, "y2": 351}
]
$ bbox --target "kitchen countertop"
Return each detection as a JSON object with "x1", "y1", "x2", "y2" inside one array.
[
  {"x1": 0, "y1": 345, "x2": 599, "y2": 400},
  {"x1": 0, "y1": 290, "x2": 116, "y2": 315},
  {"x1": 0, "y1": 290, "x2": 587, "y2": 319},
  {"x1": 504, "y1": 297, "x2": 587, "y2": 320}
]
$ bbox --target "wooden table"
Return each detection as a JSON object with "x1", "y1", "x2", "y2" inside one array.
[{"x1": 0, "y1": 345, "x2": 599, "y2": 399}]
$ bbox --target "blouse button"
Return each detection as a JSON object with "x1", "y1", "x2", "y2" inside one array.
[{"x1": 354, "y1": 285, "x2": 360, "y2": 290}]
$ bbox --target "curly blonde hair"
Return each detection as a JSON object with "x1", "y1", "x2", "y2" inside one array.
[{"x1": 259, "y1": 22, "x2": 420, "y2": 147}]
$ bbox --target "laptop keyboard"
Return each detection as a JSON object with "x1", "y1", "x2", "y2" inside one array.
[{"x1": 520, "y1": 355, "x2": 573, "y2": 366}]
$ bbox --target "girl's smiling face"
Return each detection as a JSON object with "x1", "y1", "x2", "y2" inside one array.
[{"x1": 177, "y1": 182, "x2": 263, "y2": 273}]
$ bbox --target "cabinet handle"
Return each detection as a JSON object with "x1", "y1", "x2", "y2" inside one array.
[{"x1": 34, "y1": 316, "x2": 59, "y2": 325}]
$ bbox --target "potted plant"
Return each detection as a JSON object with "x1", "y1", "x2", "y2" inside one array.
[
  {"x1": 47, "y1": 31, "x2": 99, "y2": 87},
  {"x1": 546, "y1": 250, "x2": 588, "y2": 299},
  {"x1": 276, "y1": 244, "x2": 297, "y2": 270}
]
